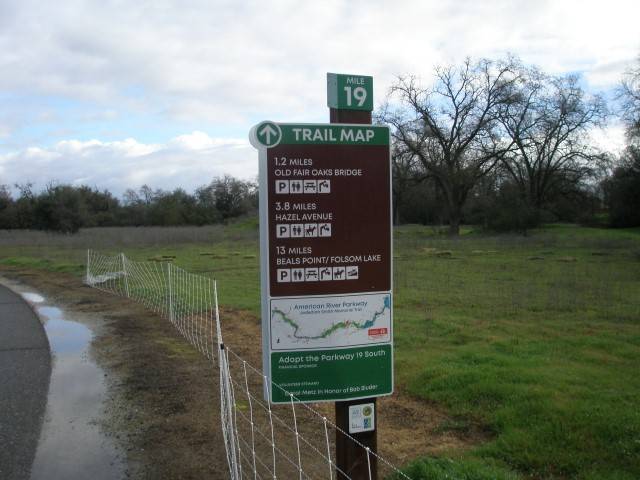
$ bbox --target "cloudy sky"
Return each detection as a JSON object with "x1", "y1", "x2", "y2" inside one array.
[{"x1": 1, "y1": 0, "x2": 638, "y2": 196}]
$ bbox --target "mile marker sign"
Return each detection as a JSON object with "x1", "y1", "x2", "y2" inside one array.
[
  {"x1": 327, "y1": 73, "x2": 374, "y2": 111},
  {"x1": 250, "y1": 121, "x2": 393, "y2": 403}
]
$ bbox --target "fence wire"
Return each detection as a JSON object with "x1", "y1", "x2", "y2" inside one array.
[{"x1": 85, "y1": 250, "x2": 410, "y2": 480}]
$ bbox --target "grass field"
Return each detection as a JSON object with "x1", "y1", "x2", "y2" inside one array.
[{"x1": 2, "y1": 220, "x2": 639, "y2": 479}]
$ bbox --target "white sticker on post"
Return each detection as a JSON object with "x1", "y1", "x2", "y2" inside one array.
[{"x1": 348, "y1": 403, "x2": 375, "y2": 434}]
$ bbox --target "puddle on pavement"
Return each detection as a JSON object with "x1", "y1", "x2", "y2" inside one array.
[
  {"x1": 15, "y1": 288, "x2": 126, "y2": 480},
  {"x1": 21, "y1": 292, "x2": 45, "y2": 304}
]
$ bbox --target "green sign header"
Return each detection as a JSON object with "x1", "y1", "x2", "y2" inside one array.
[
  {"x1": 250, "y1": 122, "x2": 389, "y2": 148},
  {"x1": 327, "y1": 73, "x2": 374, "y2": 111}
]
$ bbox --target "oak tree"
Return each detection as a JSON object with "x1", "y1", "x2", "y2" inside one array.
[
  {"x1": 497, "y1": 70, "x2": 607, "y2": 213},
  {"x1": 382, "y1": 57, "x2": 521, "y2": 235}
]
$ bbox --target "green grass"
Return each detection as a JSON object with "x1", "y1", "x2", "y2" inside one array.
[
  {"x1": 0, "y1": 255, "x2": 85, "y2": 274},
  {"x1": 388, "y1": 456, "x2": 518, "y2": 480},
  {"x1": 1, "y1": 222, "x2": 639, "y2": 479},
  {"x1": 393, "y1": 224, "x2": 640, "y2": 479},
  {"x1": 118, "y1": 240, "x2": 261, "y2": 312}
]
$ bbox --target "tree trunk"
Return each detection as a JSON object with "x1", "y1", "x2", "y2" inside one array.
[
  {"x1": 392, "y1": 191, "x2": 401, "y2": 226},
  {"x1": 444, "y1": 187, "x2": 462, "y2": 236},
  {"x1": 448, "y1": 216, "x2": 460, "y2": 236},
  {"x1": 449, "y1": 208, "x2": 462, "y2": 237}
]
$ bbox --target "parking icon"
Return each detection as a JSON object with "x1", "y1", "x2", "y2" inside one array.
[
  {"x1": 276, "y1": 224, "x2": 290, "y2": 238},
  {"x1": 277, "y1": 269, "x2": 291, "y2": 283},
  {"x1": 275, "y1": 180, "x2": 289, "y2": 194}
]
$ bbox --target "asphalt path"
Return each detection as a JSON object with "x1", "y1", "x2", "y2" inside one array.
[{"x1": 0, "y1": 283, "x2": 51, "y2": 480}]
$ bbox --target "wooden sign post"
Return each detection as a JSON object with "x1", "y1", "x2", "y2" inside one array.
[{"x1": 329, "y1": 73, "x2": 378, "y2": 480}]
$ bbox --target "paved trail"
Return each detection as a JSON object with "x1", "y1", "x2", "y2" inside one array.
[{"x1": 0, "y1": 284, "x2": 51, "y2": 480}]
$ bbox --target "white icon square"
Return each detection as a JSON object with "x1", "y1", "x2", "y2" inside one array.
[
  {"x1": 276, "y1": 224, "x2": 290, "y2": 238},
  {"x1": 304, "y1": 223, "x2": 318, "y2": 237},
  {"x1": 276, "y1": 269, "x2": 291, "y2": 283},
  {"x1": 289, "y1": 180, "x2": 303, "y2": 194},
  {"x1": 290, "y1": 224, "x2": 304, "y2": 237},
  {"x1": 275, "y1": 180, "x2": 289, "y2": 194},
  {"x1": 319, "y1": 223, "x2": 332, "y2": 237},
  {"x1": 303, "y1": 180, "x2": 317, "y2": 193},
  {"x1": 291, "y1": 268, "x2": 305, "y2": 282},
  {"x1": 304, "y1": 268, "x2": 319, "y2": 282},
  {"x1": 332, "y1": 266, "x2": 346, "y2": 281},
  {"x1": 318, "y1": 179, "x2": 331, "y2": 193},
  {"x1": 346, "y1": 266, "x2": 359, "y2": 280},
  {"x1": 319, "y1": 267, "x2": 333, "y2": 281}
]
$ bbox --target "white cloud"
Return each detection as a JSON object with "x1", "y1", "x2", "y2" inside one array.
[
  {"x1": 23, "y1": 147, "x2": 61, "y2": 161},
  {"x1": 1, "y1": 0, "x2": 639, "y2": 194},
  {"x1": 0, "y1": 133, "x2": 255, "y2": 195},
  {"x1": 590, "y1": 122, "x2": 627, "y2": 154},
  {"x1": 169, "y1": 131, "x2": 246, "y2": 151},
  {"x1": 2, "y1": 0, "x2": 638, "y2": 125}
]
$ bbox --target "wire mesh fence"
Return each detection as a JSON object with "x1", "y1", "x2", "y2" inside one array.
[
  {"x1": 85, "y1": 250, "x2": 410, "y2": 480},
  {"x1": 86, "y1": 249, "x2": 217, "y2": 361}
]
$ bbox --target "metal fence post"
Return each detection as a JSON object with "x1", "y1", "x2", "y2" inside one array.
[
  {"x1": 121, "y1": 253, "x2": 131, "y2": 298},
  {"x1": 167, "y1": 262, "x2": 174, "y2": 322},
  {"x1": 86, "y1": 249, "x2": 90, "y2": 284}
]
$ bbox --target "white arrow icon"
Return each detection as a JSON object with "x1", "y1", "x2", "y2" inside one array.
[
  {"x1": 249, "y1": 121, "x2": 282, "y2": 148},
  {"x1": 259, "y1": 124, "x2": 278, "y2": 144}
]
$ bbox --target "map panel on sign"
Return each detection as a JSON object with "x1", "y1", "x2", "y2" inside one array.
[{"x1": 270, "y1": 293, "x2": 391, "y2": 350}]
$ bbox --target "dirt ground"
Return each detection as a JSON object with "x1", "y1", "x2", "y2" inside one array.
[{"x1": 1, "y1": 266, "x2": 489, "y2": 479}]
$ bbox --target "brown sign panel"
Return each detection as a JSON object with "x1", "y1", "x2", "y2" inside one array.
[{"x1": 266, "y1": 144, "x2": 391, "y2": 297}]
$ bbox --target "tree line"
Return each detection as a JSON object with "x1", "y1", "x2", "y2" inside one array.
[
  {"x1": 1, "y1": 55, "x2": 638, "y2": 235},
  {"x1": 382, "y1": 54, "x2": 640, "y2": 234},
  {"x1": 0, "y1": 176, "x2": 257, "y2": 233}
]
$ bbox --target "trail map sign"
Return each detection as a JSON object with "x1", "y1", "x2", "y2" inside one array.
[{"x1": 250, "y1": 122, "x2": 393, "y2": 403}]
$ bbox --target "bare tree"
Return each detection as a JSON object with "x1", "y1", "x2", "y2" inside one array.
[
  {"x1": 122, "y1": 188, "x2": 141, "y2": 206},
  {"x1": 618, "y1": 55, "x2": 640, "y2": 141},
  {"x1": 604, "y1": 55, "x2": 640, "y2": 227},
  {"x1": 390, "y1": 141, "x2": 427, "y2": 225},
  {"x1": 498, "y1": 70, "x2": 608, "y2": 212},
  {"x1": 381, "y1": 57, "x2": 521, "y2": 235},
  {"x1": 139, "y1": 184, "x2": 157, "y2": 205}
]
